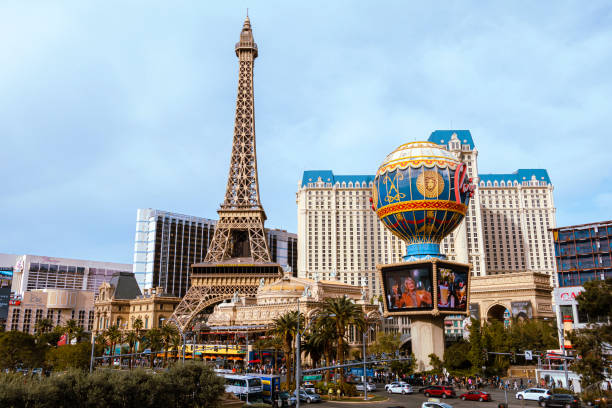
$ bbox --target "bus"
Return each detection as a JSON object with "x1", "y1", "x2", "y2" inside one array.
[
  {"x1": 221, "y1": 374, "x2": 263, "y2": 403},
  {"x1": 249, "y1": 374, "x2": 282, "y2": 403}
]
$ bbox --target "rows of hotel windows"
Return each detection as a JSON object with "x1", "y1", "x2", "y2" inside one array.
[
  {"x1": 26, "y1": 263, "x2": 125, "y2": 292},
  {"x1": 554, "y1": 225, "x2": 612, "y2": 287},
  {"x1": 9, "y1": 308, "x2": 94, "y2": 332}
]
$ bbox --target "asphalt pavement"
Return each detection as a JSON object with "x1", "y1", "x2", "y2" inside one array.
[{"x1": 319, "y1": 387, "x2": 548, "y2": 408}]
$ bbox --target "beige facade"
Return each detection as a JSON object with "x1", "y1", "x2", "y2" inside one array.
[
  {"x1": 296, "y1": 174, "x2": 405, "y2": 298},
  {"x1": 469, "y1": 272, "x2": 554, "y2": 322},
  {"x1": 207, "y1": 273, "x2": 382, "y2": 347},
  {"x1": 7, "y1": 289, "x2": 95, "y2": 334},
  {"x1": 93, "y1": 285, "x2": 180, "y2": 335}
]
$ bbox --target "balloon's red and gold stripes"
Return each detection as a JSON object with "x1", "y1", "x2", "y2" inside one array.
[{"x1": 376, "y1": 200, "x2": 467, "y2": 219}]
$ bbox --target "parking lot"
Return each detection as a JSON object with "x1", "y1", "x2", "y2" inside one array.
[{"x1": 318, "y1": 387, "x2": 550, "y2": 408}]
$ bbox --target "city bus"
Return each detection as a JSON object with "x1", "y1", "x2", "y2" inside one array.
[{"x1": 221, "y1": 373, "x2": 263, "y2": 403}]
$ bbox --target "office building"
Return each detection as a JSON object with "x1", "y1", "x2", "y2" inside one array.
[
  {"x1": 133, "y1": 209, "x2": 298, "y2": 297},
  {"x1": 297, "y1": 130, "x2": 558, "y2": 298},
  {"x1": 3, "y1": 253, "x2": 131, "y2": 334},
  {"x1": 551, "y1": 220, "x2": 612, "y2": 347},
  {"x1": 5, "y1": 254, "x2": 131, "y2": 297}
]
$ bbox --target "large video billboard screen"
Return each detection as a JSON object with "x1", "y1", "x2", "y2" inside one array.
[
  {"x1": 382, "y1": 263, "x2": 434, "y2": 312},
  {"x1": 436, "y1": 261, "x2": 469, "y2": 312}
]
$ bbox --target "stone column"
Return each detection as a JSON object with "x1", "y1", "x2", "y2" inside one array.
[{"x1": 411, "y1": 315, "x2": 445, "y2": 371}]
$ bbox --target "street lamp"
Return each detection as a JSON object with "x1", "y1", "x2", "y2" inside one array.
[
  {"x1": 295, "y1": 286, "x2": 312, "y2": 408},
  {"x1": 361, "y1": 323, "x2": 377, "y2": 401},
  {"x1": 89, "y1": 333, "x2": 96, "y2": 373}
]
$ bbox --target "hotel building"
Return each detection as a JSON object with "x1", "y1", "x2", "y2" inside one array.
[
  {"x1": 133, "y1": 209, "x2": 298, "y2": 297},
  {"x1": 296, "y1": 130, "x2": 557, "y2": 298},
  {"x1": 551, "y1": 220, "x2": 612, "y2": 347}
]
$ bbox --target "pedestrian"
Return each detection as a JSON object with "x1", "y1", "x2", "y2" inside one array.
[{"x1": 328, "y1": 387, "x2": 334, "y2": 401}]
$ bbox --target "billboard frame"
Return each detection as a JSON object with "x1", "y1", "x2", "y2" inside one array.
[{"x1": 377, "y1": 258, "x2": 471, "y2": 317}]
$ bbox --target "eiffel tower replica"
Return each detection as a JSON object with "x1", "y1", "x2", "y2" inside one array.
[{"x1": 170, "y1": 16, "x2": 282, "y2": 331}]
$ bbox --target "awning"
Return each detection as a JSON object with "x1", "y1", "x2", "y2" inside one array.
[{"x1": 249, "y1": 359, "x2": 261, "y2": 363}]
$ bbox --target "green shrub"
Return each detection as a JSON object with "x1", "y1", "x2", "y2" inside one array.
[
  {"x1": 551, "y1": 387, "x2": 574, "y2": 395},
  {"x1": 0, "y1": 362, "x2": 225, "y2": 408},
  {"x1": 340, "y1": 382, "x2": 357, "y2": 397}
]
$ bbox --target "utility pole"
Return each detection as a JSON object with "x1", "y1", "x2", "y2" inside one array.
[
  {"x1": 362, "y1": 329, "x2": 368, "y2": 401},
  {"x1": 295, "y1": 297, "x2": 301, "y2": 408},
  {"x1": 89, "y1": 334, "x2": 96, "y2": 373}
]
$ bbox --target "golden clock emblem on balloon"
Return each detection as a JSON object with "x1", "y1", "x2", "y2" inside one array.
[{"x1": 416, "y1": 171, "x2": 445, "y2": 198}]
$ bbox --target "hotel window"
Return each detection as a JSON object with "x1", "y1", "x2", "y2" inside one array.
[
  {"x1": 10, "y1": 309, "x2": 20, "y2": 331},
  {"x1": 23, "y1": 309, "x2": 32, "y2": 333}
]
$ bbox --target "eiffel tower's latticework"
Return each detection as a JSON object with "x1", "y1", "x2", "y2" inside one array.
[
  {"x1": 170, "y1": 17, "x2": 280, "y2": 332},
  {"x1": 204, "y1": 16, "x2": 271, "y2": 264}
]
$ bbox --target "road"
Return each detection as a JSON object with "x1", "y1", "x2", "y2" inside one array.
[{"x1": 318, "y1": 388, "x2": 546, "y2": 408}]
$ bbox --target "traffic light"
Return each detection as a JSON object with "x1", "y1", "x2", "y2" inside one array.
[
  {"x1": 482, "y1": 349, "x2": 487, "y2": 360},
  {"x1": 511, "y1": 351, "x2": 516, "y2": 363}
]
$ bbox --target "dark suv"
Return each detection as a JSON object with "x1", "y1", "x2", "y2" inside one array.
[
  {"x1": 540, "y1": 394, "x2": 581, "y2": 408},
  {"x1": 424, "y1": 386, "x2": 456, "y2": 399}
]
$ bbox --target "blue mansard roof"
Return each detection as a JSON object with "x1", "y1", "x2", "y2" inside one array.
[
  {"x1": 301, "y1": 170, "x2": 375, "y2": 187},
  {"x1": 428, "y1": 130, "x2": 475, "y2": 149},
  {"x1": 301, "y1": 168, "x2": 551, "y2": 188},
  {"x1": 479, "y1": 169, "x2": 551, "y2": 185}
]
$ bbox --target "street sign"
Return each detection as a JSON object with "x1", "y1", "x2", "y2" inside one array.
[
  {"x1": 303, "y1": 375, "x2": 322, "y2": 381},
  {"x1": 525, "y1": 350, "x2": 532, "y2": 360}
]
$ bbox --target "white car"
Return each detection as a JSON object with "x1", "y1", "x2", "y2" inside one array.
[
  {"x1": 356, "y1": 383, "x2": 377, "y2": 392},
  {"x1": 422, "y1": 400, "x2": 453, "y2": 408},
  {"x1": 385, "y1": 381, "x2": 408, "y2": 391},
  {"x1": 516, "y1": 388, "x2": 552, "y2": 401},
  {"x1": 387, "y1": 384, "x2": 413, "y2": 394}
]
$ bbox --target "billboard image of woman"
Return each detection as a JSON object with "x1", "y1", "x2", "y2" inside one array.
[{"x1": 383, "y1": 264, "x2": 433, "y2": 311}]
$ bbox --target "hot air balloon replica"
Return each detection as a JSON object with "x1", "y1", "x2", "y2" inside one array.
[{"x1": 372, "y1": 141, "x2": 475, "y2": 370}]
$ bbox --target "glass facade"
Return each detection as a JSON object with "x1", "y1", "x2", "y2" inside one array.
[
  {"x1": 553, "y1": 221, "x2": 612, "y2": 287},
  {"x1": 134, "y1": 209, "x2": 297, "y2": 297}
]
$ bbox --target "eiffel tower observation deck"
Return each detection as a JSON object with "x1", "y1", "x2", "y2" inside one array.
[{"x1": 170, "y1": 17, "x2": 282, "y2": 331}]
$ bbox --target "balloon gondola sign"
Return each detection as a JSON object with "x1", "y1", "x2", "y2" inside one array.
[{"x1": 371, "y1": 141, "x2": 475, "y2": 317}]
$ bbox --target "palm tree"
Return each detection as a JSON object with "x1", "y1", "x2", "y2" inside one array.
[
  {"x1": 318, "y1": 296, "x2": 365, "y2": 384},
  {"x1": 311, "y1": 317, "x2": 338, "y2": 382},
  {"x1": 142, "y1": 328, "x2": 163, "y2": 368},
  {"x1": 35, "y1": 318, "x2": 53, "y2": 334},
  {"x1": 253, "y1": 338, "x2": 267, "y2": 366},
  {"x1": 269, "y1": 310, "x2": 301, "y2": 391},
  {"x1": 132, "y1": 318, "x2": 144, "y2": 352},
  {"x1": 302, "y1": 333, "x2": 323, "y2": 368},
  {"x1": 125, "y1": 331, "x2": 138, "y2": 369},
  {"x1": 160, "y1": 323, "x2": 179, "y2": 366},
  {"x1": 266, "y1": 336, "x2": 283, "y2": 373},
  {"x1": 106, "y1": 325, "x2": 123, "y2": 362},
  {"x1": 64, "y1": 319, "x2": 79, "y2": 344}
]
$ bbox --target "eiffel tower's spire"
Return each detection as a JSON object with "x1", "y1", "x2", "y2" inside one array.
[
  {"x1": 205, "y1": 17, "x2": 271, "y2": 263},
  {"x1": 222, "y1": 15, "x2": 261, "y2": 211}
]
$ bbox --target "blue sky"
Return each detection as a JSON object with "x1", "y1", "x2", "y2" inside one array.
[{"x1": 1, "y1": 2, "x2": 611, "y2": 264}]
